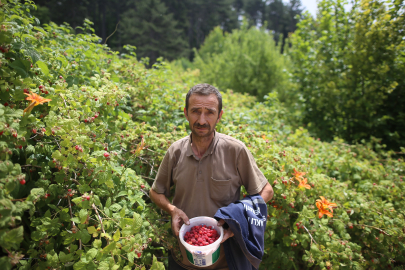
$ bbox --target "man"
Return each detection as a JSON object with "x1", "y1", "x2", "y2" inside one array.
[{"x1": 150, "y1": 84, "x2": 273, "y2": 270}]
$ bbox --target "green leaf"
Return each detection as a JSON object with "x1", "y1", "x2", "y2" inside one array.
[
  {"x1": 73, "y1": 261, "x2": 87, "y2": 270},
  {"x1": 71, "y1": 197, "x2": 82, "y2": 205},
  {"x1": 105, "y1": 197, "x2": 111, "y2": 208},
  {"x1": 150, "y1": 255, "x2": 165, "y2": 270},
  {"x1": 56, "y1": 56, "x2": 68, "y2": 67},
  {"x1": 113, "y1": 229, "x2": 120, "y2": 242},
  {"x1": 93, "y1": 239, "x2": 102, "y2": 249},
  {"x1": 25, "y1": 48, "x2": 41, "y2": 63},
  {"x1": 101, "y1": 242, "x2": 116, "y2": 254},
  {"x1": 127, "y1": 252, "x2": 135, "y2": 263},
  {"x1": 86, "y1": 248, "x2": 98, "y2": 260},
  {"x1": 79, "y1": 209, "x2": 88, "y2": 224},
  {"x1": 27, "y1": 188, "x2": 44, "y2": 201},
  {"x1": 97, "y1": 261, "x2": 110, "y2": 270},
  {"x1": 0, "y1": 257, "x2": 11, "y2": 270},
  {"x1": 26, "y1": 145, "x2": 35, "y2": 154},
  {"x1": 36, "y1": 61, "x2": 49, "y2": 76},
  {"x1": 133, "y1": 212, "x2": 142, "y2": 233},
  {"x1": 0, "y1": 226, "x2": 24, "y2": 249},
  {"x1": 119, "y1": 207, "x2": 126, "y2": 218},
  {"x1": 87, "y1": 226, "x2": 97, "y2": 234},
  {"x1": 59, "y1": 251, "x2": 73, "y2": 263},
  {"x1": 71, "y1": 217, "x2": 80, "y2": 224},
  {"x1": 109, "y1": 203, "x2": 122, "y2": 212},
  {"x1": 47, "y1": 251, "x2": 59, "y2": 265},
  {"x1": 9, "y1": 60, "x2": 29, "y2": 78},
  {"x1": 66, "y1": 76, "x2": 79, "y2": 87},
  {"x1": 79, "y1": 230, "x2": 91, "y2": 244},
  {"x1": 105, "y1": 179, "x2": 114, "y2": 189}
]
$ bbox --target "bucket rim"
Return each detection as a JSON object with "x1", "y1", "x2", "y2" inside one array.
[{"x1": 179, "y1": 216, "x2": 224, "y2": 251}]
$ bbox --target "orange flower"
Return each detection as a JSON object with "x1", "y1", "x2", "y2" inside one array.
[
  {"x1": 297, "y1": 178, "x2": 311, "y2": 189},
  {"x1": 132, "y1": 137, "x2": 145, "y2": 155},
  {"x1": 316, "y1": 196, "x2": 337, "y2": 218},
  {"x1": 293, "y1": 168, "x2": 306, "y2": 180},
  {"x1": 24, "y1": 91, "x2": 52, "y2": 115},
  {"x1": 262, "y1": 135, "x2": 266, "y2": 140}
]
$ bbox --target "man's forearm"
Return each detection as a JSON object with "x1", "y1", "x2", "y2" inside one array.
[
  {"x1": 149, "y1": 188, "x2": 176, "y2": 215},
  {"x1": 259, "y1": 182, "x2": 274, "y2": 203}
]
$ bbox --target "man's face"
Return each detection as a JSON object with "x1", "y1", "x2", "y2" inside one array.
[{"x1": 184, "y1": 94, "x2": 223, "y2": 139}]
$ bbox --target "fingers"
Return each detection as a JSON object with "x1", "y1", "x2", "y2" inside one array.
[
  {"x1": 172, "y1": 222, "x2": 180, "y2": 237},
  {"x1": 180, "y1": 211, "x2": 190, "y2": 226},
  {"x1": 171, "y1": 208, "x2": 190, "y2": 236},
  {"x1": 220, "y1": 228, "x2": 234, "y2": 243},
  {"x1": 217, "y1": 219, "x2": 225, "y2": 226}
]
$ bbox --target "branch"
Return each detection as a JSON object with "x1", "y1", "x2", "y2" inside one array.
[
  {"x1": 70, "y1": 171, "x2": 80, "y2": 185},
  {"x1": 88, "y1": 171, "x2": 101, "y2": 186},
  {"x1": 20, "y1": 165, "x2": 42, "y2": 168},
  {"x1": 303, "y1": 225, "x2": 318, "y2": 245},
  {"x1": 140, "y1": 175, "x2": 155, "y2": 181},
  {"x1": 11, "y1": 198, "x2": 27, "y2": 202},
  {"x1": 67, "y1": 195, "x2": 75, "y2": 229},
  {"x1": 92, "y1": 203, "x2": 106, "y2": 234},
  {"x1": 54, "y1": 138, "x2": 61, "y2": 150},
  {"x1": 70, "y1": 178, "x2": 80, "y2": 185},
  {"x1": 104, "y1": 22, "x2": 119, "y2": 45},
  {"x1": 355, "y1": 224, "x2": 392, "y2": 236},
  {"x1": 59, "y1": 94, "x2": 67, "y2": 108},
  {"x1": 140, "y1": 188, "x2": 150, "y2": 198},
  {"x1": 67, "y1": 194, "x2": 82, "y2": 249}
]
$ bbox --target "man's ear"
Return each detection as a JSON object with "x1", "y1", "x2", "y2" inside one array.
[
  {"x1": 217, "y1": 110, "x2": 223, "y2": 123},
  {"x1": 184, "y1": 108, "x2": 189, "y2": 121}
]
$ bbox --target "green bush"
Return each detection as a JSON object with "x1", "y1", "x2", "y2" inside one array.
[
  {"x1": 289, "y1": 0, "x2": 405, "y2": 150},
  {"x1": 0, "y1": 1, "x2": 404, "y2": 270},
  {"x1": 193, "y1": 23, "x2": 292, "y2": 101}
]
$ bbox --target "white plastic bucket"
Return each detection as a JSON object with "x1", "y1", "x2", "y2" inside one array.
[{"x1": 179, "y1": 216, "x2": 224, "y2": 267}]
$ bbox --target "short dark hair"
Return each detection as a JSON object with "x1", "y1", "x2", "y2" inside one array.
[{"x1": 185, "y1": 83, "x2": 222, "y2": 113}]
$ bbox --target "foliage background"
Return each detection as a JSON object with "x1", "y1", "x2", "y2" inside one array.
[
  {"x1": 30, "y1": 0, "x2": 304, "y2": 62},
  {"x1": 0, "y1": 0, "x2": 404, "y2": 270}
]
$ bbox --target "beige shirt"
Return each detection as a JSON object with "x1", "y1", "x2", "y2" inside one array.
[{"x1": 152, "y1": 132, "x2": 268, "y2": 269}]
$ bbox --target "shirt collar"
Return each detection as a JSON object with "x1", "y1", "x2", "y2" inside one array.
[{"x1": 186, "y1": 131, "x2": 220, "y2": 157}]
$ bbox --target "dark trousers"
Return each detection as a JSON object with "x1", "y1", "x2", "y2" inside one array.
[{"x1": 168, "y1": 253, "x2": 188, "y2": 270}]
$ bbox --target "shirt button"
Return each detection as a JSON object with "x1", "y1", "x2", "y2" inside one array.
[{"x1": 199, "y1": 171, "x2": 202, "y2": 174}]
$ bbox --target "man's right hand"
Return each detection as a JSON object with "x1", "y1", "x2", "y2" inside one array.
[
  {"x1": 171, "y1": 206, "x2": 190, "y2": 237},
  {"x1": 149, "y1": 189, "x2": 190, "y2": 236}
]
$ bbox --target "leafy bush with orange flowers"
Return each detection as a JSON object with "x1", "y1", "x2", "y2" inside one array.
[{"x1": 0, "y1": 1, "x2": 404, "y2": 270}]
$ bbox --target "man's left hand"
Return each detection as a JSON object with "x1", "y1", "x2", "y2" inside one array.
[{"x1": 217, "y1": 219, "x2": 234, "y2": 243}]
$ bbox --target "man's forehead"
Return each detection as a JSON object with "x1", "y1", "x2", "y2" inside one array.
[
  {"x1": 190, "y1": 106, "x2": 217, "y2": 111},
  {"x1": 189, "y1": 94, "x2": 218, "y2": 105}
]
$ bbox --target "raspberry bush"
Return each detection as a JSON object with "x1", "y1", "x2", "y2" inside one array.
[{"x1": 0, "y1": 1, "x2": 404, "y2": 270}]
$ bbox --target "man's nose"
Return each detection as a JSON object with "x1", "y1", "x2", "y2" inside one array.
[{"x1": 197, "y1": 113, "x2": 207, "y2": 125}]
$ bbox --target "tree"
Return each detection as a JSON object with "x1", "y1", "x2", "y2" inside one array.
[
  {"x1": 184, "y1": 0, "x2": 239, "y2": 58},
  {"x1": 120, "y1": 0, "x2": 188, "y2": 65},
  {"x1": 265, "y1": 0, "x2": 303, "y2": 51},
  {"x1": 193, "y1": 24, "x2": 291, "y2": 100},
  {"x1": 289, "y1": 0, "x2": 405, "y2": 150}
]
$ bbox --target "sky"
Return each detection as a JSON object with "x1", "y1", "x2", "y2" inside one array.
[
  {"x1": 299, "y1": 0, "x2": 354, "y2": 17},
  {"x1": 300, "y1": 0, "x2": 319, "y2": 17}
]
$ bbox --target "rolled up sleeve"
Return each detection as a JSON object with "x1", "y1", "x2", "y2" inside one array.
[
  {"x1": 152, "y1": 149, "x2": 174, "y2": 198},
  {"x1": 237, "y1": 146, "x2": 268, "y2": 195}
]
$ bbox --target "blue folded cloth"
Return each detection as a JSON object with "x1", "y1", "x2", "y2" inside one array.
[{"x1": 214, "y1": 194, "x2": 267, "y2": 270}]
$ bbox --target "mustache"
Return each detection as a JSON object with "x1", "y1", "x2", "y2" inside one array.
[{"x1": 194, "y1": 123, "x2": 210, "y2": 129}]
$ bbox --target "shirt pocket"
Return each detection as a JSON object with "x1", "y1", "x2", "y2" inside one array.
[{"x1": 210, "y1": 177, "x2": 232, "y2": 203}]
